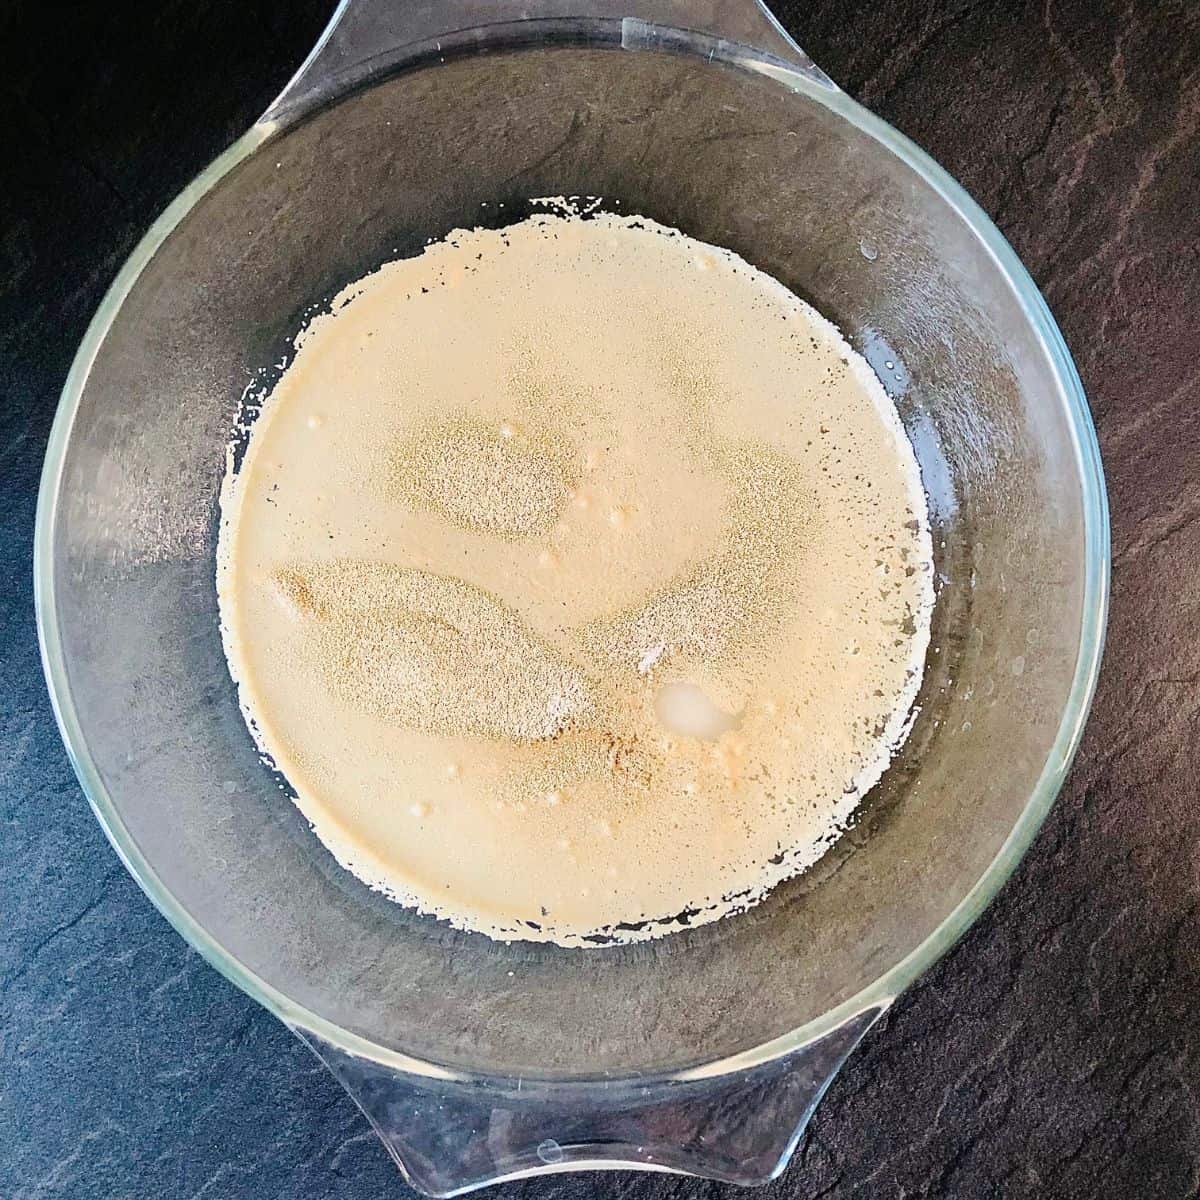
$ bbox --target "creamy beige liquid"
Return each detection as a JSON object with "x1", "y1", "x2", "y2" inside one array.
[{"x1": 217, "y1": 212, "x2": 934, "y2": 946}]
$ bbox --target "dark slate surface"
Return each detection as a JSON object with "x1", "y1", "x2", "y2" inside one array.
[{"x1": 2, "y1": 0, "x2": 1198, "y2": 1196}]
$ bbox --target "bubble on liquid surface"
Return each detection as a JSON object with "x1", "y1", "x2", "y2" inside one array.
[{"x1": 654, "y1": 680, "x2": 741, "y2": 741}]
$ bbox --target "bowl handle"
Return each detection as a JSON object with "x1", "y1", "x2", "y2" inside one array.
[
  {"x1": 260, "y1": 0, "x2": 837, "y2": 127},
  {"x1": 293, "y1": 1005, "x2": 884, "y2": 1196}
]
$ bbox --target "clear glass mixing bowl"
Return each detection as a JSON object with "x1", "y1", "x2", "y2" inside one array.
[{"x1": 35, "y1": 1, "x2": 1108, "y2": 1192}]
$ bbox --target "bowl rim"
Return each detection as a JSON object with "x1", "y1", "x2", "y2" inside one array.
[{"x1": 34, "y1": 24, "x2": 1110, "y2": 1087}]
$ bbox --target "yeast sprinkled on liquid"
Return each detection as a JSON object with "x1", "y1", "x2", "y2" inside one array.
[{"x1": 216, "y1": 212, "x2": 934, "y2": 947}]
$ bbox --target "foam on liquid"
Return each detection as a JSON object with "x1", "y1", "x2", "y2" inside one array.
[{"x1": 217, "y1": 212, "x2": 934, "y2": 946}]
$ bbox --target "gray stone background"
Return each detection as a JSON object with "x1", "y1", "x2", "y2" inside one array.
[{"x1": 2, "y1": 0, "x2": 1198, "y2": 1196}]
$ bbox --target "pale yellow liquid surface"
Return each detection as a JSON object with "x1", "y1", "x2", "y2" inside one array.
[{"x1": 217, "y1": 213, "x2": 934, "y2": 946}]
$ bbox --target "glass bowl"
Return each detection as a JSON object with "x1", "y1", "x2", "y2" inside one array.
[{"x1": 35, "y1": 1, "x2": 1108, "y2": 1192}]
